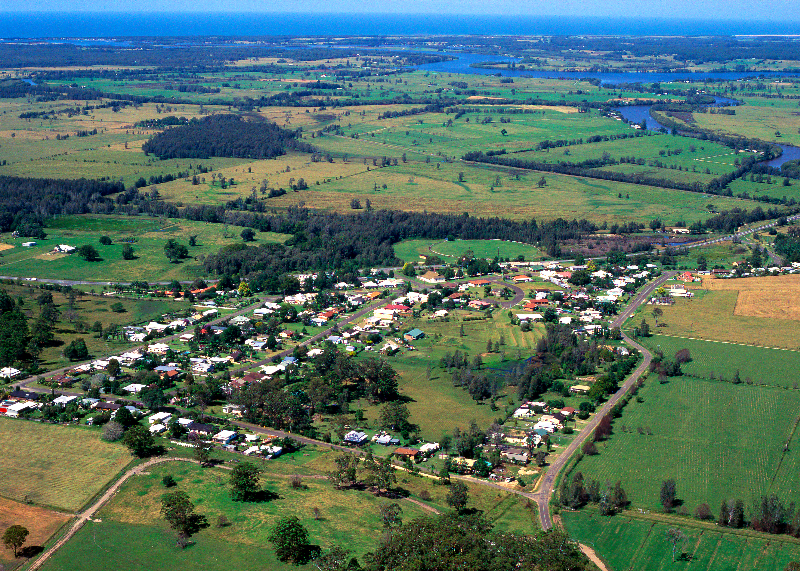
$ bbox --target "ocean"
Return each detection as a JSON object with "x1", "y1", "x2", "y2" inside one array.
[{"x1": 1, "y1": 12, "x2": 799, "y2": 39}]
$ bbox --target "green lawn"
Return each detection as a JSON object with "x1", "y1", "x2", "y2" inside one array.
[
  {"x1": 562, "y1": 510, "x2": 800, "y2": 571},
  {"x1": 574, "y1": 376, "x2": 800, "y2": 515},
  {"x1": 393, "y1": 238, "x2": 544, "y2": 263},
  {"x1": 0, "y1": 418, "x2": 132, "y2": 512}
]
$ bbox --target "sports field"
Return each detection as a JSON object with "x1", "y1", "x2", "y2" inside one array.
[
  {"x1": 575, "y1": 376, "x2": 800, "y2": 514},
  {"x1": 0, "y1": 418, "x2": 131, "y2": 511},
  {"x1": 562, "y1": 510, "x2": 800, "y2": 571}
]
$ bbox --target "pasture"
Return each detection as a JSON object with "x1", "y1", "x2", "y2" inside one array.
[
  {"x1": 0, "y1": 418, "x2": 131, "y2": 512},
  {"x1": 641, "y1": 334, "x2": 800, "y2": 389},
  {"x1": 39, "y1": 457, "x2": 539, "y2": 571},
  {"x1": 0, "y1": 215, "x2": 289, "y2": 282},
  {"x1": 562, "y1": 510, "x2": 800, "y2": 571},
  {"x1": 634, "y1": 285, "x2": 800, "y2": 350},
  {"x1": 703, "y1": 275, "x2": 800, "y2": 321},
  {"x1": 575, "y1": 376, "x2": 800, "y2": 514}
]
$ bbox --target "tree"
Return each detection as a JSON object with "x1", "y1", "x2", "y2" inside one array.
[
  {"x1": 63, "y1": 338, "x2": 89, "y2": 361},
  {"x1": 379, "y1": 401, "x2": 411, "y2": 431},
  {"x1": 328, "y1": 452, "x2": 360, "y2": 489},
  {"x1": 660, "y1": 479, "x2": 677, "y2": 512},
  {"x1": 229, "y1": 462, "x2": 262, "y2": 501},
  {"x1": 360, "y1": 357, "x2": 399, "y2": 402},
  {"x1": 446, "y1": 480, "x2": 469, "y2": 513},
  {"x1": 268, "y1": 516, "x2": 312, "y2": 564},
  {"x1": 379, "y1": 502, "x2": 403, "y2": 528},
  {"x1": 241, "y1": 228, "x2": 256, "y2": 242},
  {"x1": 164, "y1": 239, "x2": 189, "y2": 263},
  {"x1": 665, "y1": 527, "x2": 687, "y2": 562},
  {"x1": 102, "y1": 421, "x2": 124, "y2": 442},
  {"x1": 160, "y1": 491, "x2": 209, "y2": 547},
  {"x1": 122, "y1": 244, "x2": 135, "y2": 260},
  {"x1": 99, "y1": 235, "x2": 112, "y2": 245},
  {"x1": 141, "y1": 386, "x2": 166, "y2": 410},
  {"x1": 106, "y1": 358, "x2": 121, "y2": 378},
  {"x1": 122, "y1": 425, "x2": 159, "y2": 458},
  {"x1": 76, "y1": 244, "x2": 100, "y2": 261},
  {"x1": 194, "y1": 441, "x2": 213, "y2": 467},
  {"x1": 402, "y1": 262, "x2": 416, "y2": 277},
  {"x1": 695, "y1": 503, "x2": 713, "y2": 520},
  {"x1": 2, "y1": 525, "x2": 28, "y2": 557},
  {"x1": 537, "y1": 176, "x2": 547, "y2": 188}
]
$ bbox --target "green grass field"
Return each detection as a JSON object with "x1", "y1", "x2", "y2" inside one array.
[
  {"x1": 0, "y1": 418, "x2": 132, "y2": 511},
  {"x1": 574, "y1": 376, "x2": 800, "y2": 515},
  {"x1": 562, "y1": 510, "x2": 800, "y2": 571},
  {"x1": 640, "y1": 335, "x2": 800, "y2": 388},
  {"x1": 0, "y1": 215, "x2": 289, "y2": 282}
]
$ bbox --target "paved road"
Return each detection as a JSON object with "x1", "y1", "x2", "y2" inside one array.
[{"x1": 530, "y1": 271, "x2": 676, "y2": 530}]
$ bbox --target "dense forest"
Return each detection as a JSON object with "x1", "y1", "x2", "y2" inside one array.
[{"x1": 141, "y1": 114, "x2": 315, "y2": 160}]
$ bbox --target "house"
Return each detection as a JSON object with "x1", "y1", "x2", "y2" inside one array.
[
  {"x1": 343, "y1": 430, "x2": 368, "y2": 445},
  {"x1": 124, "y1": 383, "x2": 146, "y2": 394},
  {"x1": 148, "y1": 343, "x2": 170, "y2": 354},
  {"x1": 22, "y1": 241, "x2": 36, "y2": 247},
  {"x1": 561, "y1": 407, "x2": 576, "y2": 417},
  {"x1": 222, "y1": 404, "x2": 243, "y2": 416},
  {"x1": 213, "y1": 430, "x2": 237, "y2": 444},
  {"x1": 523, "y1": 299, "x2": 549, "y2": 310},
  {"x1": 149, "y1": 411, "x2": 172, "y2": 424},
  {"x1": 54, "y1": 244, "x2": 76, "y2": 254},
  {"x1": 53, "y1": 395, "x2": 78, "y2": 406},
  {"x1": 94, "y1": 401, "x2": 121, "y2": 412},
  {"x1": 512, "y1": 275, "x2": 532, "y2": 283},
  {"x1": 4, "y1": 401, "x2": 33, "y2": 417},
  {"x1": 419, "y1": 442, "x2": 440, "y2": 456},
  {"x1": 394, "y1": 447, "x2": 420, "y2": 460},
  {"x1": 418, "y1": 270, "x2": 445, "y2": 284},
  {"x1": 8, "y1": 389, "x2": 38, "y2": 401},
  {"x1": 189, "y1": 422, "x2": 216, "y2": 436},
  {"x1": 468, "y1": 300, "x2": 493, "y2": 310},
  {"x1": 145, "y1": 322, "x2": 169, "y2": 334},
  {"x1": 149, "y1": 423, "x2": 166, "y2": 434},
  {"x1": 569, "y1": 384, "x2": 591, "y2": 394},
  {"x1": 404, "y1": 328, "x2": 425, "y2": 342},
  {"x1": 0, "y1": 367, "x2": 21, "y2": 379},
  {"x1": 501, "y1": 447, "x2": 530, "y2": 464}
]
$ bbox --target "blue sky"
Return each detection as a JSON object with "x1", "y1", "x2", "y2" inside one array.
[{"x1": 2, "y1": 0, "x2": 798, "y2": 21}]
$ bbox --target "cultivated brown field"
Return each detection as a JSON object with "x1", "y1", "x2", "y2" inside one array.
[
  {"x1": 0, "y1": 497, "x2": 70, "y2": 564},
  {"x1": 703, "y1": 275, "x2": 800, "y2": 320}
]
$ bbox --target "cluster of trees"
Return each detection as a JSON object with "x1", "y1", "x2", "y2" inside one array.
[
  {"x1": 561, "y1": 471, "x2": 629, "y2": 515},
  {"x1": 327, "y1": 450, "x2": 397, "y2": 494},
  {"x1": 775, "y1": 227, "x2": 800, "y2": 263},
  {"x1": 142, "y1": 114, "x2": 315, "y2": 160}
]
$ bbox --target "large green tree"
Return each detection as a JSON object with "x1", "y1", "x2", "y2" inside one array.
[
  {"x1": 122, "y1": 425, "x2": 159, "y2": 458},
  {"x1": 229, "y1": 462, "x2": 262, "y2": 501},
  {"x1": 160, "y1": 491, "x2": 209, "y2": 547},
  {"x1": 2, "y1": 525, "x2": 29, "y2": 557},
  {"x1": 267, "y1": 516, "x2": 313, "y2": 564}
]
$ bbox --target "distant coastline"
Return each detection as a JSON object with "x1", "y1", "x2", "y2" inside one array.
[{"x1": 2, "y1": 12, "x2": 800, "y2": 39}]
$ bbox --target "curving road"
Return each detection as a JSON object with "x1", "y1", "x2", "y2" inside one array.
[{"x1": 530, "y1": 271, "x2": 676, "y2": 530}]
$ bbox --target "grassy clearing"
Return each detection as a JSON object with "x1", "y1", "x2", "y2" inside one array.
[
  {"x1": 562, "y1": 510, "x2": 800, "y2": 571},
  {"x1": 574, "y1": 376, "x2": 800, "y2": 514},
  {"x1": 0, "y1": 418, "x2": 131, "y2": 512},
  {"x1": 0, "y1": 215, "x2": 289, "y2": 282},
  {"x1": 393, "y1": 238, "x2": 544, "y2": 263}
]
